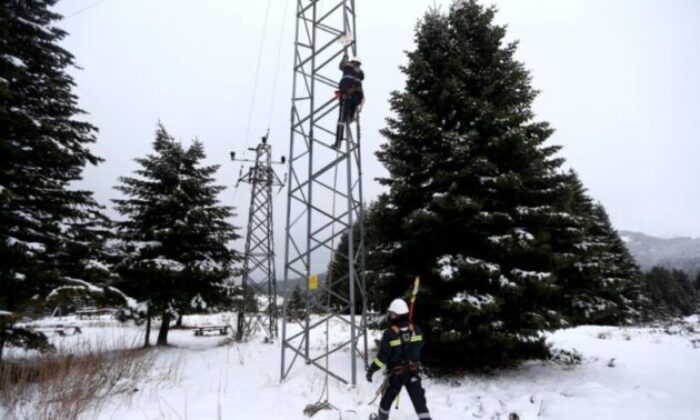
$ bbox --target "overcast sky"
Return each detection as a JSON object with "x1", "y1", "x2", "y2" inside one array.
[{"x1": 52, "y1": 0, "x2": 700, "y2": 259}]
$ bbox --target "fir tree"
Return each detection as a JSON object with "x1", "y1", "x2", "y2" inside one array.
[
  {"x1": 286, "y1": 285, "x2": 306, "y2": 321},
  {"x1": 327, "y1": 202, "x2": 382, "y2": 314},
  {"x1": 113, "y1": 124, "x2": 239, "y2": 346},
  {"x1": 557, "y1": 172, "x2": 645, "y2": 325},
  {"x1": 373, "y1": 1, "x2": 590, "y2": 369},
  {"x1": 0, "y1": 1, "x2": 111, "y2": 360},
  {"x1": 643, "y1": 267, "x2": 696, "y2": 317}
]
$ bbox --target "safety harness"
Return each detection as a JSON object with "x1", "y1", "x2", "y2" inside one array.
[{"x1": 389, "y1": 323, "x2": 421, "y2": 376}]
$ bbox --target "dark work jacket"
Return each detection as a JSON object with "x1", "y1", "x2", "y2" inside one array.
[
  {"x1": 338, "y1": 55, "x2": 364, "y2": 94},
  {"x1": 368, "y1": 320, "x2": 424, "y2": 374}
]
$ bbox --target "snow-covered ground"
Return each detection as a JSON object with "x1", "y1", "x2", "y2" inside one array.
[{"x1": 3, "y1": 314, "x2": 699, "y2": 419}]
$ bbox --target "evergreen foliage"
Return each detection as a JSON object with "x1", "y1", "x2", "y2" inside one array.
[
  {"x1": 557, "y1": 173, "x2": 646, "y2": 325},
  {"x1": 0, "y1": 0, "x2": 113, "y2": 360},
  {"x1": 327, "y1": 202, "x2": 383, "y2": 314},
  {"x1": 286, "y1": 285, "x2": 306, "y2": 321},
  {"x1": 112, "y1": 124, "x2": 239, "y2": 346},
  {"x1": 370, "y1": 1, "x2": 643, "y2": 370},
  {"x1": 643, "y1": 267, "x2": 697, "y2": 317}
]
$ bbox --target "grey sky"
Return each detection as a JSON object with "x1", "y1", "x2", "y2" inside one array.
[{"x1": 53, "y1": 0, "x2": 700, "y2": 259}]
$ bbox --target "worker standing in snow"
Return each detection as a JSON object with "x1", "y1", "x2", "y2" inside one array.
[
  {"x1": 366, "y1": 298, "x2": 431, "y2": 420},
  {"x1": 334, "y1": 52, "x2": 364, "y2": 148}
]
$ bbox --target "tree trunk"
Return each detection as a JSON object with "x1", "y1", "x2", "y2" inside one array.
[
  {"x1": 143, "y1": 305, "x2": 152, "y2": 348},
  {"x1": 0, "y1": 326, "x2": 6, "y2": 366},
  {"x1": 157, "y1": 312, "x2": 171, "y2": 346},
  {"x1": 175, "y1": 313, "x2": 183, "y2": 328}
]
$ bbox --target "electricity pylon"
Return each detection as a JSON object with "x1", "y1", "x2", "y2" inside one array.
[
  {"x1": 231, "y1": 134, "x2": 285, "y2": 341},
  {"x1": 280, "y1": 0, "x2": 368, "y2": 386}
]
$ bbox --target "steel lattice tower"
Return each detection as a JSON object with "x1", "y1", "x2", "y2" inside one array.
[
  {"x1": 232, "y1": 135, "x2": 285, "y2": 341},
  {"x1": 280, "y1": 0, "x2": 368, "y2": 385}
]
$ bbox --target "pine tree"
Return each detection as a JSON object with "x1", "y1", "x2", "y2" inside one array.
[
  {"x1": 556, "y1": 172, "x2": 645, "y2": 325},
  {"x1": 113, "y1": 124, "x2": 239, "y2": 346},
  {"x1": 0, "y1": 1, "x2": 111, "y2": 360},
  {"x1": 45, "y1": 210, "x2": 132, "y2": 314},
  {"x1": 643, "y1": 267, "x2": 696, "y2": 317},
  {"x1": 286, "y1": 285, "x2": 306, "y2": 321},
  {"x1": 372, "y1": 1, "x2": 591, "y2": 369},
  {"x1": 327, "y1": 202, "x2": 382, "y2": 314}
]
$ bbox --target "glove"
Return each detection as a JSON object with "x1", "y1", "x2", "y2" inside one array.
[{"x1": 366, "y1": 367, "x2": 374, "y2": 383}]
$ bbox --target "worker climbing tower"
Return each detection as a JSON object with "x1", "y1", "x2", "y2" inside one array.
[
  {"x1": 280, "y1": 0, "x2": 368, "y2": 385},
  {"x1": 232, "y1": 135, "x2": 285, "y2": 341}
]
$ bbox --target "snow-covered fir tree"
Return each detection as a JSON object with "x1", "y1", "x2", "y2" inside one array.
[
  {"x1": 557, "y1": 172, "x2": 646, "y2": 325},
  {"x1": 113, "y1": 124, "x2": 239, "y2": 346},
  {"x1": 46, "y1": 208, "x2": 127, "y2": 311},
  {"x1": 0, "y1": 0, "x2": 114, "y2": 360},
  {"x1": 643, "y1": 267, "x2": 697, "y2": 317},
  {"x1": 286, "y1": 285, "x2": 306, "y2": 321},
  {"x1": 371, "y1": 1, "x2": 637, "y2": 369}
]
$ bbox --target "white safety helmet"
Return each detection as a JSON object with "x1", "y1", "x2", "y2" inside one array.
[
  {"x1": 387, "y1": 298, "x2": 409, "y2": 316},
  {"x1": 349, "y1": 56, "x2": 361, "y2": 65}
]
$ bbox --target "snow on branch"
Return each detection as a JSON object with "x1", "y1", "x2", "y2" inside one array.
[{"x1": 510, "y1": 268, "x2": 551, "y2": 281}]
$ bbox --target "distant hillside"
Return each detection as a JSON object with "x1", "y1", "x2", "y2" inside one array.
[
  {"x1": 620, "y1": 231, "x2": 700, "y2": 276},
  {"x1": 275, "y1": 272, "x2": 328, "y2": 296}
]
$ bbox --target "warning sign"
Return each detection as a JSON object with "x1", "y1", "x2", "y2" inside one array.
[{"x1": 308, "y1": 274, "x2": 319, "y2": 290}]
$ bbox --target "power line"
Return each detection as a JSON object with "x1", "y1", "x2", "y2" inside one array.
[
  {"x1": 266, "y1": 0, "x2": 291, "y2": 133},
  {"x1": 242, "y1": 0, "x2": 273, "y2": 153},
  {"x1": 233, "y1": 0, "x2": 273, "y2": 211},
  {"x1": 63, "y1": 0, "x2": 111, "y2": 19}
]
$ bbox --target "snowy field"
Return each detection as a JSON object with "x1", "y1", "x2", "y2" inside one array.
[{"x1": 3, "y1": 314, "x2": 699, "y2": 420}]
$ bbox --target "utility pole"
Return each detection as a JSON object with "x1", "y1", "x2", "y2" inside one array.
[
  {"x1": 231, "y1": 134, "x2": 285, "y2": 341},
  {"x1": 280, "y1": 0, "x2": 368, "y2": 386}
]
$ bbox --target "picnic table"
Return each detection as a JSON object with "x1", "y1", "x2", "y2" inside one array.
[
  {"x1": 75, "y1": 308, "x2": 120, "y2": 320},
  {"x1": 33, "y1": 324, "x2": 82, "y2": 336},
  {"x1": 193, "y1": 325, "x2": 229, "y2": 336}
]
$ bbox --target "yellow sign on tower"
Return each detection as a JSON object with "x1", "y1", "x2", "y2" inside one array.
[{"x1": 308, "y1": 274, "x2": 319, "y2": 290}]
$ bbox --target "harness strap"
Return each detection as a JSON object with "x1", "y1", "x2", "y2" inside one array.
[{"x1": 341, "y1": 74, "x2": 363, "y2": 83}]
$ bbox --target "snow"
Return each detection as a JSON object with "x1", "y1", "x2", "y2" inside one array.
[
  {"x1": 0, "y1": 310, "x2": 13, "y2": 317},
  {"x1": 6, "y1": 236, "x2": 46, "y2": 253},
  {"x1": 452, "y1": 292, "x2": 495, "y2": 308},
  {"x1": 488, "y1": 234, "x2": 510, "y2": 244},
  {"x1": 3, "y1": 315, "x2": 700, "y2": 420},
  {"x1": 132, "y1": 240, "x2": 162, "y2": 250},
  {"x1": 464, "y1": 256, "x2": 500, "y2": 273},
  {"x1": 498, "y1": 274, "x2": 516, "y2": 288},
  {"x1": 511, "y1": 268, "x2": 552, "y2": 281},
  {"x1": 516, "y1": 205, "x2": 551, "y2": 215},
  {"x1": 438, "y1": 255, "x2": 502, "y2": 280},
  {"x1": 437, "y1": 255, "x2": 457, "y2": 280},
  {"x1": 85, "y1": 259, "x2": 109, "y2": 271},
  {"x1": 193, "y1": 259, "x2": 223, "y2": 271},
  {"x1": 514, "y1": 228, "x2": 534, "y2": 241},
  {"x1": 149, "y1": 257, "x2": 186, "y2": 271},
  {"x1": 3, "y1": 54, "x2": 26, "y2": 68}
]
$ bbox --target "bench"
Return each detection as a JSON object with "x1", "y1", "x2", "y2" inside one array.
[
  {"x1": 75, "y1": 308, "x2": 120, "y2": 320},
  {"x1": 193, "y1": 325, "x2": 229, "y2": 336},
  {"x1": 33, "y1": 325, "x2": 82, "y2": 336}
]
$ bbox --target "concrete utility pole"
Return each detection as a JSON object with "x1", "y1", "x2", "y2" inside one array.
[{"x1": 231, "y1": 134, "x2": 285, "y2": 341}]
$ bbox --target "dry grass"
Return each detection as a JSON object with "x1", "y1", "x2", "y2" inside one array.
[{"x1": 0, "y1": 337, "x2": 178, "y2": 420}]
